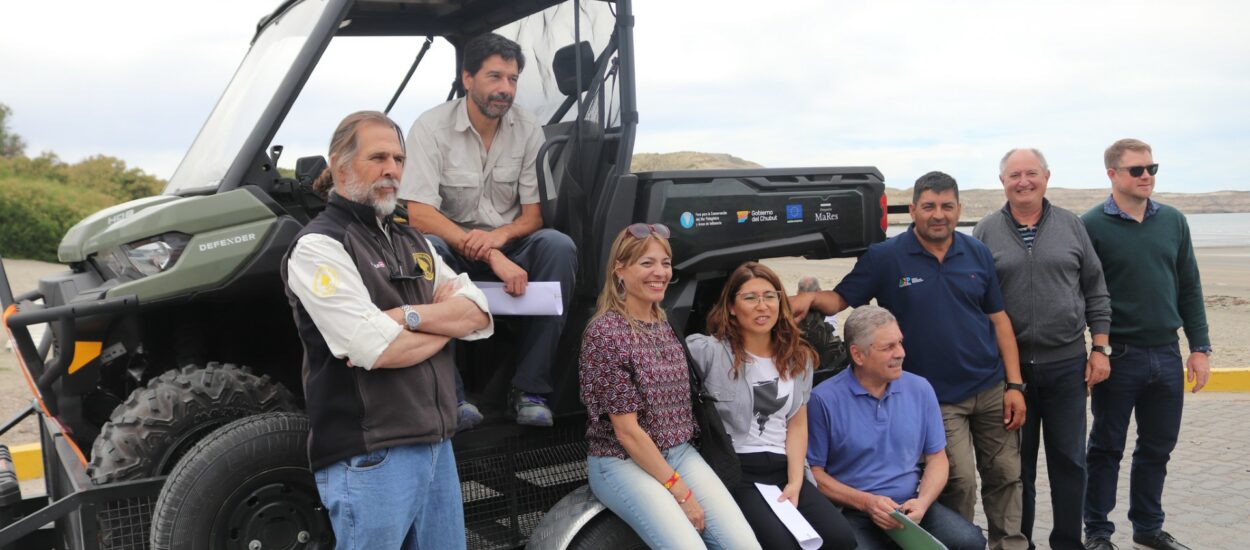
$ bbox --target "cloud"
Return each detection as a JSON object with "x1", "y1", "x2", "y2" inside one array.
[{"x1": 3, "y1": 0, "x2": 1247, "y2": 192}]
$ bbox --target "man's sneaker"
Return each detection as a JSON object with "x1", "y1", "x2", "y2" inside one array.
[
  {"x1": 1132, "y1": 531, "x2": 1191, "y2": 550},
  {"x1": 457, "y1": 401, "x2": 484, "y2": 432},
  {"x1": 511, "y1": 389, "x2": 553, "y2": 427},
  {"x1": 1084, "y1": 537, "x2": 1117, "y2": 550}
]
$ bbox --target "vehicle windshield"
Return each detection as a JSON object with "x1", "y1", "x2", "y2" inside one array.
[
  {"x1": 164, "y1": 0, "x2": 327, "y2": 195},
  {"x1": 499, "y1": 2, "x2": 619, "y2": 126}
]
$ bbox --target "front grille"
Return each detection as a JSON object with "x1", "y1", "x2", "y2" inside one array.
[
  {"x1": 459, "y1": 425, "x2": 588, "y2": 549},
  {"x1": 98, "y1": 496, "x2": 156, "y2": 550}
]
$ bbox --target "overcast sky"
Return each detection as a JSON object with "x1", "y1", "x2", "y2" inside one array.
[{"x1": 3, "y1": 0, "x2": 1248, "y2": 192}]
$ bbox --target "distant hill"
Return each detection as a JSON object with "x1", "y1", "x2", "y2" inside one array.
[
  {"x1": 631, "y1": 151, "x2": 762, "y2": 172},
  {"x1": 886, "y1": 187, "x2": 1250, "y2": 222},
  {"x1": 630, "y1": 151, "x2": 1250, "y2": 217}
]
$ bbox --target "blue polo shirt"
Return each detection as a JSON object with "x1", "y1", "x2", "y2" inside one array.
[
  {"x1": 807, "y1": 368, "x2": 946, "y2": 503},
  {"x1": 834, "y1": 227, "x2": 1006, "y2": 404}
]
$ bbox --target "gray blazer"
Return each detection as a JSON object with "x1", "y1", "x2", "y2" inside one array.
[{"x1": 685, "y1": 334, "x2": 813, "y2": 445}]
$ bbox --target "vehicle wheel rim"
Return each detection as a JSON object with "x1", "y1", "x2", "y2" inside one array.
[{"x1": 214, "y1": 466, "x2": 332, "y2": 549}]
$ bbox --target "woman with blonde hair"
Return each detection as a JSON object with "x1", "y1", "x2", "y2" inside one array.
[
  {"x1": 688, "y1": 262, "x2": 857, "y2": 549},
  {"x1": 579, "y1": 224, "x2": 760, "y2": 549}
]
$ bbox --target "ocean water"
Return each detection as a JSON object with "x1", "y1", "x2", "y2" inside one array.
[
  {"x1": 1186, "y1": 212, "x2": 1250, "y2": 248},
  {"x1": 888, "y1": 212, "x2": 1250, "y2": 248}
]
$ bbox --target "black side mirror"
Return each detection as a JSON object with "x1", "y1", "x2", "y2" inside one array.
[{"x1": 553, "y1": 41, "x2": 595, "y2": 96}]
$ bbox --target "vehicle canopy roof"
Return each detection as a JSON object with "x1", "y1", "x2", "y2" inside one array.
[{"x1": 255, "y1": 0, "x2": 567, "y2": 40}]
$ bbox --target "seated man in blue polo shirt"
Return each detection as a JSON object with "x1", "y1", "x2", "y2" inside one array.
[
  {"x1": 808, "y1": 305, "x2": 985, "y2": 550},
  {"x1": 793, "y1": 171, "x2": 1028, "y2": 550}
]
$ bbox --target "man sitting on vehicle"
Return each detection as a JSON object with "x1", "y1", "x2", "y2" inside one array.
[
  {"x1": 808, "y1": 305, "x2": 986, "y2": 550},
  {"x1": 400, "y1": 32, "x2": 576, "y2": 428},
  {"x1": 283, "y1": 111, "x2": 492, "y2": 548}
]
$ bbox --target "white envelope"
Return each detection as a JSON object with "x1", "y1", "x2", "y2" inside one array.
[
  {"x1": 755, "y1": 483, "x2": 823, "y2": 550},
  {"x1": 476, "y1": 281, "x2": 563, "y2": 316}
]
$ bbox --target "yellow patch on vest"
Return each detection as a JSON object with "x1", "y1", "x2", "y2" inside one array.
[
  {"x1": 412, "y1": 252, "x2": 435, "y2": 281},
  {"x1": 311, "y1": 265, "x2": 340, "y2": 297}
]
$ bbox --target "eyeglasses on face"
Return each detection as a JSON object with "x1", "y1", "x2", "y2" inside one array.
[
  {"x1": 1117, "y1": 163, "x2": 1159, "y2": 177},
  {"x1": 736, "y1": 290, "x2": 781, "y2": 305},
  {"x1": 626, "y1": 223, "x2": 671, "y2": 239}
]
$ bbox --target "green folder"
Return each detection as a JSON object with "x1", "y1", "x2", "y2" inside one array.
[{"x1": 885, "y1": 509, "x2": 948, "y2": 550}]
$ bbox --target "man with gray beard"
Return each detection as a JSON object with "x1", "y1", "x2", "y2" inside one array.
[
  {"x1": 401, "y1": 33, "x2": 576, "y2": 428},
  {"x1": 283, "y1": 111, "x2": 493, "y2": 548}
]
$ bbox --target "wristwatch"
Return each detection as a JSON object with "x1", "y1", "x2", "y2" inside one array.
[
  {"x1": 1191, "y1": 345, "x2": 1213, "y2": 355},
  {"x1": 1004, "y1": 382, "x2": 1026, "y2": 394},
  {"x1": 401, "y1": 305, "x2": 421, "y2": 332},
  {"x1": 1091, "y1": 344, "x2": 1113, "y2": 356}
]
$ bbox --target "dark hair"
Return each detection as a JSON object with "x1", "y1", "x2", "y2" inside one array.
[
  {"x1": 462, "y1": 33, "x2": 526, "y2": 76},
  {"x1": 705, "y1": 262, "x2": 816, "y2": 381},
  {"x1": 912, "y1": 171, "x2": 960, "y2": 204}
]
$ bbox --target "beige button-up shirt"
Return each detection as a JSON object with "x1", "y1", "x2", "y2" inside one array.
[{"x1": 399, "y1": 97, "x2": 545, "y2": 231}]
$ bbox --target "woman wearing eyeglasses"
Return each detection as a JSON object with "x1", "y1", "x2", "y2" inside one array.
[
  {"x1": 687, "y1": 262, "x2": 858, "y2": 549},
  {"x1": 579, "y1": 224, "x2": 761, "y2": 550}
]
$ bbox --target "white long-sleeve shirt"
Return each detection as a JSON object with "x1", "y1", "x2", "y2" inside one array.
[{"x1": 286, "y1": 233, "x2": 493, "y2": 370}]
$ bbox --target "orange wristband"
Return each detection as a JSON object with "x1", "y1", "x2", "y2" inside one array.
[{"x1": 663, "y1": 470, "x2": 681, "y2": 490}]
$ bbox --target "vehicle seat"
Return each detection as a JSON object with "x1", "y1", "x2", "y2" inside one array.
[{"x1": 539, "y1": 42, "x2": 603, "y2": 243}]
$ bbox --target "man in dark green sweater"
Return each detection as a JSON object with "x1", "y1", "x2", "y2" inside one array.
[{"x1": 1080, "y1": 138, "x2": 1212, "y2": 550}]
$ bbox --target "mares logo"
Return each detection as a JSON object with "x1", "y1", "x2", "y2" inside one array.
[{"x1": 198, "y1": 233, "x2": 257, "y2": 252}]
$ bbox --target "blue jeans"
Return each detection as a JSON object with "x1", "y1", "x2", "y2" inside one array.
[
  {"x1": 1019, "y1": 356, "x2": 1087, "y2": 550},
  {"x1": 314, "y1": 441, "x2": 464, "y2": 549},
  {"x1": 1085, "y1": 342, "x2": 1184, "y2": 539},
  {"x1": 842, "y1": 501, "x2": 986, "y2": 550},
  {"x1": 428, "y1": 229, "x2": 577, "y2": 395},
  {"x1": 588, "y1": 442, "x2": 761, "y2": 550}
]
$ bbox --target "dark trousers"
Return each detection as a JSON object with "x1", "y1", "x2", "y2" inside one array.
[
  {"x1": 1019, "y1": 356, "x2": 1087, "y2": 550},
  {"x1": 427, "y1": 229, "x2": 576, "y2": 395},
  {"x1": 842, "y1": 502, "x2": 986, "y2": 550},
  {"x1": 1084, "y1": 341, "x2": 1184, "y2": 539},
  {"x1": 732, "y1": 452, "x2": 857, "y2": 550}
]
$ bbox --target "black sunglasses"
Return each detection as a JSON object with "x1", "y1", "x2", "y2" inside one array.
[
  {"x1": 626, "y1": 223, "x2": 671, "y2": 239},
  {"x1": 1118, "y1": 163, "x2": 1159, "y2": 177}
]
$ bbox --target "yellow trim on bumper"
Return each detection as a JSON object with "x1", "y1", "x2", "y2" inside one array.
[
  {"x1": 1186, "y1": 368, "x2": 1250, "y2": 392},
  {"x1": 10, "y1": 442, "x2": 43, "y2": 481}
]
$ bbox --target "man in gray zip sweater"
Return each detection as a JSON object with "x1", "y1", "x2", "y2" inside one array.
[{"x1": 973, "y1": 148, "x2": 1112, "y2": 550}]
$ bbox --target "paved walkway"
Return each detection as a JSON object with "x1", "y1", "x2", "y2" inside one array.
[
  {"x1": 976, "y1": 392, "x2": 1250, "y2": 549},
  {"x1": 10, "y1": 391, "x2": 1248, "y2": 548}
]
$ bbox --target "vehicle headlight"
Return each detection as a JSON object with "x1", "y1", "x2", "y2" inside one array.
[{"x1": 107, "y1": 232, "x2": 192, "y2": 279}]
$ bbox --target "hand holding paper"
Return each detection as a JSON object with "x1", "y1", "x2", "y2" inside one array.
[
  {"x1": 756, "y1": 483, "x2": 823, "y2": 550},
  {"x1": 477, "y1": 281, "x2": 563, "y2": 316},
  {"x1": 886, "y1": 509, "x2": 948, "y2": 550}
]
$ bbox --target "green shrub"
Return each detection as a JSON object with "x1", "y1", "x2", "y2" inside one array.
[{"x1": 0, "y1": 176, "x2": 116, "y2": 262}]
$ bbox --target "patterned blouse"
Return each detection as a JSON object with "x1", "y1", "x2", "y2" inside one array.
[{"x1": 579, "y1": 310, "x2": 697, "y2": 458}]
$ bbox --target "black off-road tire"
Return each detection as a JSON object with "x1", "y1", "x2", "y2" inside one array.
[
  {"x1": 568, "y1": 512, "x2": 647, "y2": 550},
  {"x1": 88, "y1": 363, "x2": 297, "y2": 484},
  {"x1": 150, "y1": 412, "x2": 333, "y2": 550}
]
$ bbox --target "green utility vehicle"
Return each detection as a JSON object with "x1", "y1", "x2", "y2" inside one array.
[{"x1": 0, "y1": 0, "x2": 891, "y2": 548}]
